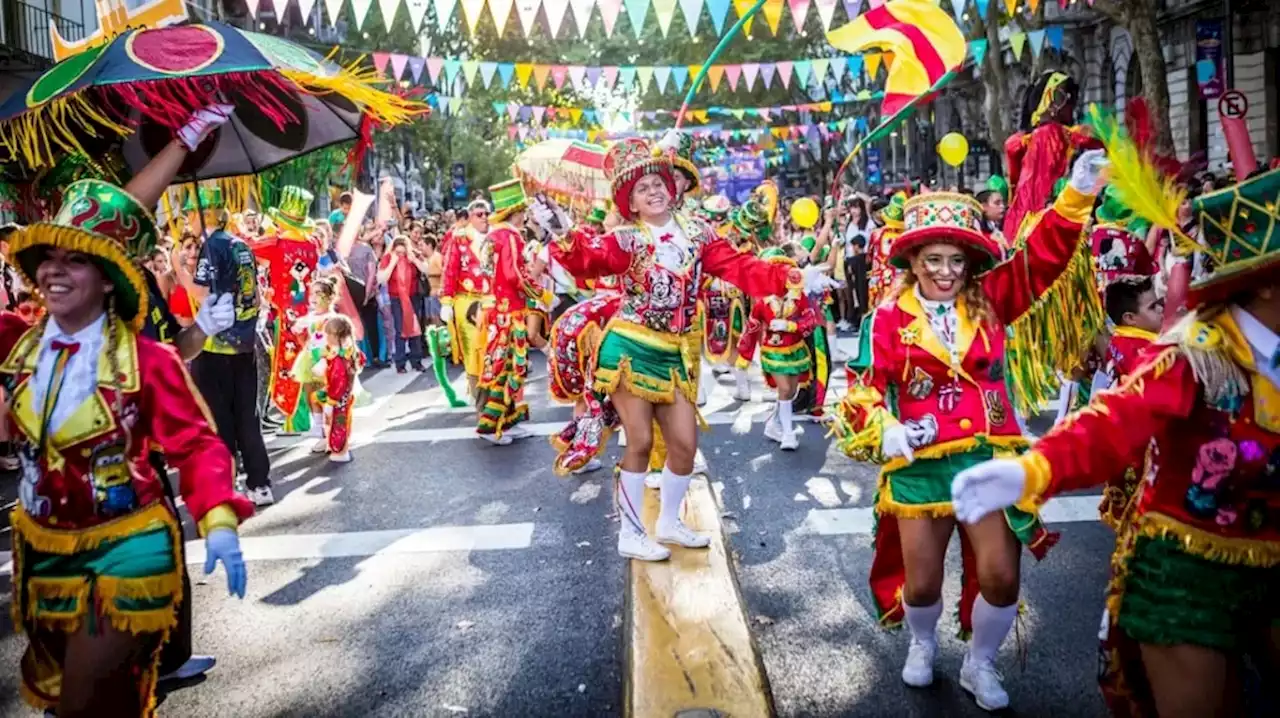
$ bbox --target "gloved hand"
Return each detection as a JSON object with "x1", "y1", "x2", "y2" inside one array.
[
  {"x1": 178, "y1": 103, "x2": 235, "y2": 152},
  {"x1": 1068, "y1": 148, "x2": 1109, "y2": 195},
  {"x1": 881, "y1": 423, "x2": 915, "y2": 463},
  {"x1": 194, "y1": 293, "x2": 235, "y2": 337},
  {"x1": 203, "y1": 528, "x2": 247, "y2": 599},
  {"x1": 657, "y1": 129, "x2": 681, "y2": 153},
  {"x1": 530, "y1": 200, "x2": 567, "y2": 236},
  {"x1": 951, "y1": 458, "x2": 1028, "y2": 524},
  {"x1": 440, "y1": 304, "x2": 454, "y2": 324},
  {"x1": 802, "y1": 263, "x2": 835, "y2": 294},
  {"x1": 768, "y1": 318, "x2": 793, "y2": 332}
]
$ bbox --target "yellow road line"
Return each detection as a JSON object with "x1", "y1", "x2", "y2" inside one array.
[{"x1": 626, "y1": 479, "x2": 773, "y2": 717}]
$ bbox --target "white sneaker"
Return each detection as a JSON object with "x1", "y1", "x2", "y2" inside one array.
[
  {"x1": 572, "y1": 458, "x2": 603, "y2": 475},
  {"x1": 618, "y1": 530, "x2": 671, "y2": 561},
  {"x1": 645, "y1": 472, "x2": 662, "y2": 489},
  {"x1": 692, "y1": 451, "x2": 709, "y2": 475},
  {"x1": 329, "y1": 451, "x2": 352, "y2": 463},
  {"x1": 837, "y1": 320, "x2": 852, "y2": 331},
  {"x1": 310, "y1": 438, "x2": 328, "y2": 454},
  {"x1": 655, "y1": 520, "x2": 711, "y2": 548},
  {"x1": 160, "y1": 654, "x2": 216, "y2": 682},
  {"x1": 733, "y1": 386, "x2": 752, "y2": 402},
  {"x1": 780, "y1": 431, "x2": 799, "y2": 451},
  {"x1": 504, "y1": 424, "x2": 531, "y2": 439},
  {"x1": 764, "y1": 420, "x2": 784, "y2": 443},
  {"x1": 247, "y1": 486, "x2": 275, "y2": 507},
  {"x1": 901, "y1": 638, "x2": 937, "y2": 688},
  {"x1": 959, "y1": 654, "x2": 1009, "y2": 711},
  {"x1": 832, "y1": 348, "x2": 850, "y2": 362},
  {"x1": 305, "y1": 421, "x2": 325, "y2": 439},
  {"x1": 479, "y1": 432, "x2": 512, "y2": 446}
]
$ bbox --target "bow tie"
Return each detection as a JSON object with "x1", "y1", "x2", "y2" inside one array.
[{"x1": 50, "y1": 339, "x2": 80, "y2": 356}]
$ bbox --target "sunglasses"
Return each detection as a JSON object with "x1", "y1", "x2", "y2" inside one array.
[{"x1": 471, "y1": 210, "x2": 489, "y2": 218}]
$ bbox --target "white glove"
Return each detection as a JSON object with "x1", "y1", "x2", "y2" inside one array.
[
  {"x1": 1068, "y1": 148, "x2": 1109, "y2": 195},
  {"x1": 881, "y1": 424, "x2": 915, "y2": 463},
  {"x1": 195, "y1": 293, "x2": 235, "y2": 337},
  {"x1": 802, "y1": 263, "x2": 834, "y2": 294},
  {"x1": 440, "y1": 304, "x2": 454, "y2": 324},
  {"x1": 178, "y1": 103, "x2": 235, "y2": 152},
  {"x1": 951, "y1": 458, "x2": 1028, "y2": 524},
  {"x1": 768, "y1": 318, "x2": 792, "y2": 332},
  {"x1": 657, "y1": 129, "x2": 681, "y2": 153}
]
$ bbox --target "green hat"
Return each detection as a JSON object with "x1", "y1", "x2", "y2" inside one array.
[
  {"x1": 489, "y1": 178, "x2": 528, "y2": 223},
  {"x1": 1188, "y1": 166, "x2": 1280, "y2": 307},
  {"x1": 586, "y1": 201, "x2": 608, "y2": 225},
  {"x1": 7, "y1": 179, "x2": 154, "y2": 330},
  {"x1": 701, "y1": 194, "x2": 731, "y2": 219},
  {"x1": 800, "y1": 234, "x2": 817, "y2": 252},
  {"x1": 662, "y1": 131, "x2": 701, "y2": 195},
  {"x1": 985, "y1": 175, "x2": 1009, "y2": 203},
  {"x1": 879, "y1": 192, "x2": 907, "y2": 229},
  {"x1": 182, "y1": 185, "x2": 225, "y2": 213},
  {"x1": 1095, "y1": 185, "x2": 1151, "y2": 238},
  {"x1": 268, "y1": 186, "x2": 316, "y2": 237}
]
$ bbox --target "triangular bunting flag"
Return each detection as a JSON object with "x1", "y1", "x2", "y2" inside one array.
[
  {"x1": 968, "y1": 38, "x2": 988, "y2": 67},
  {"x1": 679, "y1": 0, "x2": 702, "y2": 36},
  {"x1": 390, "y1": 54, "x2": 409, "y2": 80},
  {"x1": 586, "y1": 66, "x2": 602, "y2": 88},
  {"x1": 814, "y1": 0, "x2": 837, "y2": 31},
  {"x1": 974, "y1": 0, "x2": 989, "y2": 19},
  {"x1": 624, "y1": 0, "x2": 651, "y2": 38},
  {"x1": 763, "y1": 0, "x2": 784, "y2": 36},
  {"x1": 498, "y1": 63, "x2": 516, "y2": 88},
  {"x1": 545, "y1": 0, "x2": 570, "y2": 36},
  {"x1": 841, "y1": 0, "x2": 859, "y2": 23},
  {"x1": 570, "y1": 0, "x2": 595, "y2": 37},
  {"x1": 493, "y1": 102, "x2": 507, "y2": 117},
  {"x1": 603, "y1": 66, "x2": 619, "y2": 89},
  {"x1": 847, "y1": 54, "x2": 862, "y2": 83},
  {"x1": 570, "y1": 108, "x2": 584, "y2": 124},
  {"x1": 490, "y1": 0, "x2": 516, "y2": 36},
  {"x1": 408, "y1": 56, "x2": 426, "y2": 83},
  {"x1": 372, "y1": 52, "x2": 391, "y2": 78},
  {"x1": 269, "y1": 0, "x2": 289, "y2": 23},
  {"x1": 511, "y1": 63, "x2": 530, "y2": 88},
  {"x1": 760, "y1": 62, "x2": 775, "y2": 89},
  {"x1": 654, "y1": 65, "x2": 671, "y2": 94},
  {"x1": 516, "y1": 0, "x2": 541, "y2": 38},
  {"x1": 600, "y1": 0, "x2": 623, "y2": 36},
  {"x1": 533, "y1": 106, "x2": 547, "y2": 124},
  {"x1": 637, "y1": 66, "x2": 654, "y2": 93},
  {"x1": 724, "y1": 64, "x2": 742, "y2": 92},
  {"x1": 1002, "y1": 0, "x2": 1016, "y2": 14},
  {"x1": 460, "y1": 0, "x2": 485, "y2": 36},
  {"x1": 507, "y1": 126, "x2": 518, "y2": 141},
  {"x1": 1046, "y1": 25, "x2": 1064, "y2": 50},
  {"x1": 377, "y1": 0, "x2": 400, "y2": 31},
  {"x1": 532, "y1": 64, "x2": 552, "y2": 90},
  {"x1": 479, "y1": 61, "x2": 498, "y2": 88},
  {"x1": 863, "y1": 51, "x2": 881, "y2": 79},
  {"x1": 569, "y1": 65, "x2": 587, "y2": 90},
  {"x1": 404, "y1": 0, "x2": 430, "y2": 30},
  {"x1": 653, "y1": 0, "x2": 678, "y2": 36},
  {"x1": 742, "y1": 63, "x2": 760, "y2": 90},
  {"x1": 811, "y1": 58, "x2": 829, "y2": 85},
  {"x1": 583, "y1": 110, "x2": 597, "y2": 124},
  {"x1": 951, "y1": 0, "x2": 965, "y2": 26},
  {"x1": 619, "y1": 66, "x2": 636, "y2": 88},
  {"x1": 1028, "y1": 29, "x2": 1046, "y2": 58},
  {"x1": 551, "y1": 65, "x2": 568, "y2": 89},
  {"x1": 706, "y1": 0, "x2": 731, "y2": 34},
  {"x1": 1027, "y1": 0, "x2": 1039, "y2": 11},
  {"x1": 1010, "y1": 32, "x2": 1026, "y2": 60},
  {"x1": 444, "y1": 59, "x2": 462, "y2": 86},
  {"x1": 323, "y1": 0, "x2": 343, "y2": 27},
  {"x1": 463, "y1": 60, "x2": 480, "y2": 86},
  {"x1": 427, "y1": 57, "x2": 445, "y2": 83},
  {"x1": 508, "y1": 104, "x2": 521, "y2": 121},
  {"x1": 672, "y1": 66, "x2": 689, "y2": 93},
  {"x1": 776, "y1": 60, "x2": 793, "y2": 88},
  {"x1": 433, "y1": 0, "x2": 457, "y2": 30},
  {"x1": 793, "y1": 60, "x2": 812, "y2": 89},
  {"x1": 707, "y1": 65, "x2": 725, "y2": 92},
  {"x1": 438, "y1": 97, "x2": 450, "y2": 115},
  {"x1": 732, "y1": 0, "x2": 756, "y2": 36},
  {"x1": 829, "y1": 56, "x2": 846, "y2": 83},
  {"x1": 788, "y1": 0, "x2": 810, "y2": 31},
  {"x1": 351, "y1": 0, "x2": 374, "y2": 31}
]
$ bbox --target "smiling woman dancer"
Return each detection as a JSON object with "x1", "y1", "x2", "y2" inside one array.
[
  {"x1": 545, "y1": 138, "x2": 811, "y2": 561},
  {"x1": 835, "y1": 149, "x2": 1106, "y2": 712}
]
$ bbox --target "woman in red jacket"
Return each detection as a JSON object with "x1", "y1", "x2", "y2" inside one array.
[{"x1": 836, "y1": 150, "x2": 1106, "y2": 711}]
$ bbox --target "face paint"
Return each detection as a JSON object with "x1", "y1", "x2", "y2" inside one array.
[{"x1": 913, "y1": 242, "x2": 968, "y2": 301}]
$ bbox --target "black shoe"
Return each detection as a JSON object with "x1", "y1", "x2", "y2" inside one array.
[
  {"x1": 412, "y1": 363, "x2": 428, "y2": 372},
  {"x1": 396, "y1": 366, "x2": 408, "y2": 374}
]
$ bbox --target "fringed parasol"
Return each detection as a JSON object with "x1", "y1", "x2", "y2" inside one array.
[{"x1": 514, "y1": 140, "x2": 610, "y2": 201}]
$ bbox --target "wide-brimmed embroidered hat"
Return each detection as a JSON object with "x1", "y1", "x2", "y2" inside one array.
[
  {"x1": 1187, "y1": 166, "x2": 1280, "y2": 307},
  {"x1": 489, "y1": 178, "x2": 528, "y2": 223},
  {"x1": 604, "y1": 138, "x2": 675, "y2": 221},
  {"x1": 268, "y1": 186, "x2": 316, "y2": 237},
  {"x1": 889, "y1": 192, "x2": 1001, "y2": 271},
  {"x1": 758, "y1": 246, "x2": 796, "y2": 266},
  {"x1": 7, "y1": 179, "x2": 154, "y2": 329}
]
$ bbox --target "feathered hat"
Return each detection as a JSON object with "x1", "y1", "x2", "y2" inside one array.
[
  {"x1": 889, "y1": 193, "x2": 1001, "y2": 271},
  {"x1": 604, "y1": 138, "x2": 675, "y2": 222}
]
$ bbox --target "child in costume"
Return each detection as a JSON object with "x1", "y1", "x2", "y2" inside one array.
[
  {"x1": 835, "y1": 150, "x2": 1106, "y2": 712},
  {"x1": 544, "y1": 138, "x2": 813, "y2": 562},
  {"x1": 312, "y1": 315, "x2": 365, "y2": 463},
  {"x1": 866, "y1": 192, "x2": 907, "y2": 310},
  {"x1": 736, "y1": 246, "x2": 820, "y2": 451},
  {"x1": 290, "y1": 275, "x2": 343, "y2": 449},
  {"x1": 953, "y1": 165, "x2": 1280, "y2": 718}
]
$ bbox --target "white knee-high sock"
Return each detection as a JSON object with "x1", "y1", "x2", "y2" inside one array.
[
  {"x1": 969, "y1": 595, "x2": 1018, "y2": 664},
  {"x1": 733, "y1": 368, "x2": 750, "y2": 396},
  {"x1": 777, "y1": 397, "x2": 794, "y2": 436},
  {"x1": 617, "y1": 470, "x2": 647, "y2": 536},
  {"x1": 657, "y1": 466, "x2": 692, "y2": 530},
  {"x1": 904, "y1": 599, "x2": 943, "y2": 648}
]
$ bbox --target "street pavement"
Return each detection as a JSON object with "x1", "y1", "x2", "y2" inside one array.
[{"x1": 0, "y1": 342, "x2": 1114, "y2": 717}]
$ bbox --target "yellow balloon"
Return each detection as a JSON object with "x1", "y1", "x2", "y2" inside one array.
[
  {"x1": 937, "y1": 132, "x2": 969, "y2": 167},
  {"x1": 790, "y1": 197, "x2": 820, "y2": 229}
]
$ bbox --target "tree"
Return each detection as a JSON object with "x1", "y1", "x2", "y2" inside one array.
[{"x1": 1092, "y1": 0, "x2": 1173, "y2": 154}]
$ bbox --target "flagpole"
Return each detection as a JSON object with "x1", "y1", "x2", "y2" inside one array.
[{"x1": 674, "y1": 0, "x2": 769, "y2": 131}]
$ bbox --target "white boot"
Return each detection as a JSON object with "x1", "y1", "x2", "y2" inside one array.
[
  {"x1": 778, "y1": 398, "x2": 798, "y2": 451},
  {"x1": 692, "y1": 449, "x2": 709, "y2": 475},
  {"x1": 572, "y1": 458, "x2": 603, "y2": 475},
  {"x1": 764, "y1": 407, "x2": 784, "y2": 443},
  {"x1": 616, "y1": 469, "x2": 669, "y2": 561},
  {"x1": 654, "y1": 468, "x2": 710, "y2": 548},
  {"x1": 732, "y1": 368, "x2": 751, "y2": 401},
  {"x1": 305, "y1": 412, "x2": 325, "y2": 438}
]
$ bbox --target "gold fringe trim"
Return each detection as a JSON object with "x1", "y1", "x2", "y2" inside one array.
[
  {"x1": 9, "y1": 503, "x2": 175, "y2": 555},
  {"x1": 1164, "y1": 309, "x2": 1251, "y2": 407},
  {"x1": 282, "y1": 53, "x2": 429, "y2": 127},
  {"x1": 96, "y1": 573, "x2": 183, "y2": 601},
  {"x1": 1136, "y1": 512, "x2": 1280, "y2": 568},
  {"x1": 104, "y1": 606, "x2": 179, "y2": 636},
  {"x1": 0, "y1": 91, "x2": 132, "y2": 170},
  {"x1": 1004, "y1": 238, "x2": 1107, "y2": 417},
  {"x1": 876, "y1": 494, "x2": 956, "y2": 519},
  {"x1": 882, "y1": 434, "x2": 1029, "y2": 475}
]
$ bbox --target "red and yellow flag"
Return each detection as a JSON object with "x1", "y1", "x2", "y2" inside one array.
[{"x1": 826, "y1": 0, "x2": 966, "y2": 116}]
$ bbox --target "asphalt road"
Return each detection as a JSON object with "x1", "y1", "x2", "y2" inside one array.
[{"x1": 0, "y1": 347, "x2": 1114, "y2": 718}]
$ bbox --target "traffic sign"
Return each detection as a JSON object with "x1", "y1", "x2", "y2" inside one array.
[{"x1": 1218, "y1": 90, "x2": 1248, "y2": 120}]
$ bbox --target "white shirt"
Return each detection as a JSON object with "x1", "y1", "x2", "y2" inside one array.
[
  {"x1": 31, "y1": 313, "x2": 106, "y2": 436},
  {"x1": 1231, "y1": 306, "x2": 1279, "y2": 390},
  {"x1": 843, "y1": 222, "x2": 870, "y2": 256},
  {"x1": 645, "y1": 218, "x2": 692, "y2": 272},
  {"x1": 914, "y1": 284, "x2": 959, "y2": 364}
]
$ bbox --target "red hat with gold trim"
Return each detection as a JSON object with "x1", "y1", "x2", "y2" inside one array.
[
  {"x1": 604, "y1": 138, "x2": 675, "y2": 222},
  {"x1": 889, "y1": 192, "x2": 1001, "y2": 271}
]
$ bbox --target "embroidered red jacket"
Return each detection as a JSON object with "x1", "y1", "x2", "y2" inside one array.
[
  {"x1": 488, "y1": 223, "x2": 543, "y2": 310},
  {"x1": 840, "y1": 186, "x2": 1094, "y2": 470},
  {"x1": 1019, "y1": 310, "x2": 1280, "y2": 565},
  {"x1": 736, "y1": 294, "x2": 818, "y2": 366},
  {"x1": 0, "y1": 314, "x2": 253, "y2": 531},
  {"x1": 551, "y1": 213, "x2": 797, "y2": 336},
  {"x1": 440, "y1": 225, "x2": 494, "y2": 301}
]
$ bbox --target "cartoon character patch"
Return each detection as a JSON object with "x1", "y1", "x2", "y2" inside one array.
[
  {"x1": 984, "y1": 390, "x2": 1007, "y2": 426},
  {"x1": 90, "y1": 440, "x2": 137, "y2": 517},
  {"x1": 906, "y1": 367, "x2": 934, "y2": 400},
  {"x1": 903, "y1": 414, "x2": 939, "y2": 449},
  {"x1": 1185, "y1": 438, "x2": 1238, "y2": 524},
  {"x1": 898, "y1": 326, "x2": 920, "y2": 345},
  {"x1": 648, "y1": 271, "x2": 681, "y2": 310},
  {"x1": 937, "y1": 381, "x2": 963, "y2": 414}
]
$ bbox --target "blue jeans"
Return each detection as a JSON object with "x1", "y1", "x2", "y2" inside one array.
[{"x1": 389, "y1": 296, "x2": 424, "y2": 368}]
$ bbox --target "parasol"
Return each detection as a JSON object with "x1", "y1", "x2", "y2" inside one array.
[
  {"x1": 513, "y1": 139, "x2": 610, "y2": 201},
  {"x1": 0, "y1": 22, "x2": 426, "y2": 182}
]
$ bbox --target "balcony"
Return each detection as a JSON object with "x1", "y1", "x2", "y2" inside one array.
[{"x1": 1, "y1": 1, "x2": 86, "y2": 70}]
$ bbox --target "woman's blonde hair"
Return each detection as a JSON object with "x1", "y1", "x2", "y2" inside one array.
[
  {"x1": 894, "y1": 250, "x2": 995, "y2": 326},
  {"x1": 324, "y1": 314, "x2": 356, "y2": 346}
]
